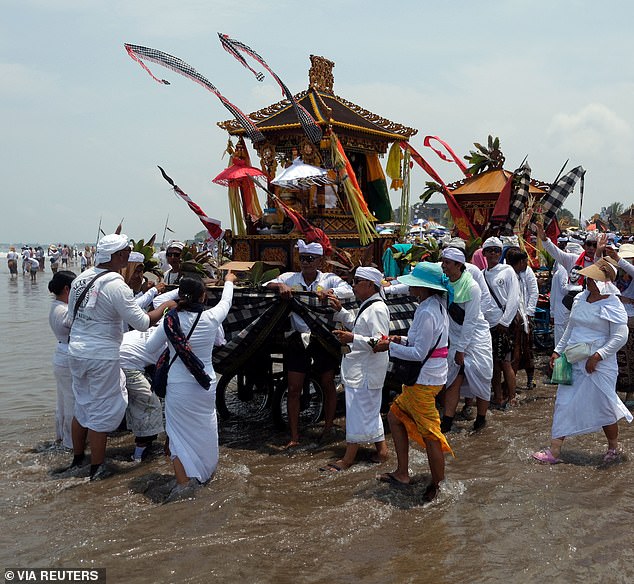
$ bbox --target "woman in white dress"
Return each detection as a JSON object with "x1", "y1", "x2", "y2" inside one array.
[
  {"x1": 146, "y1": 273, "x2": 235, "y2": 499},
  {"x1": 533, "y1": 258, "x2": 632, "y2": 464},
  {"x1": 439, "y1": 247, "x2": 493, "y2": 433},
  {"x1": 48, "y1": 270, "x2": 77, "y2": 449}
]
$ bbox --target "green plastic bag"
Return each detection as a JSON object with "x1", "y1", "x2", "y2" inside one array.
[{"x1": 551, "y1": 354, "x2": 573, "y2": 385}]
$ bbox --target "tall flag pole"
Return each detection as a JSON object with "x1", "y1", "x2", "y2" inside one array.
[
  {"x1": 161, "y1": 214, "x2": 170, "y2": 247},
  {"x1": 124, "y1": 43, "x2": 265, "y2": 143}
]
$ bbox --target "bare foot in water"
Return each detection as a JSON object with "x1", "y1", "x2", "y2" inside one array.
[{"x1": 376, "y1": 471, "x2": 410, "y2": 486}]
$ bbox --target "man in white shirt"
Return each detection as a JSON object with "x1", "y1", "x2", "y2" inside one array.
[
  {"x1": 266, "y1": 240, "x2": 353, "y2": 448},
  {"x1": 163, "y1": 241, "x2": 185, "y2": 285},
  {"x1": 66, "y1": 233, "x2": 172, "y2": 480},
  {"x1": 506, "y1": 248, "x2": 539, "y2": 390},
  {"x1": 324, "y1": 267, "x2": 390, "y2": 471},
  {"x1": 482, "y1": 237, "x2": 520, "y2": 408}
]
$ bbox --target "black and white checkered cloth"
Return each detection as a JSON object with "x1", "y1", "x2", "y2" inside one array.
[
  {"x1": 125, "y1": 43, "x2": 265, "y2": 143},
  {"x1": 504, "y1": 163, "x2": 531, "y2": 232},
  {"x1": 540, "y1": 166, "x2": 585, "y2": 227},
  {"x1": 209, "y1": 289, "x2": 417, "y2": 376},
  {"x1": 218, "y1": 34, "x2": 323, "y2": 144}
]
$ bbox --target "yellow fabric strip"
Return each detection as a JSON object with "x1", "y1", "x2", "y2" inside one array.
[{"x1": 390, "y1": 384, "x2": 454, "y2": 456}]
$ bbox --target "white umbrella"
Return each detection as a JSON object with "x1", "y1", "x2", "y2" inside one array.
[{"x1": 270, "y1": 157, "x2": 333, "y2": 190}]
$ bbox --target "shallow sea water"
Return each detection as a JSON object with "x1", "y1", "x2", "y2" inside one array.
[{"x1": 1, "y1": 261, "x2": 634, "y2": 584}]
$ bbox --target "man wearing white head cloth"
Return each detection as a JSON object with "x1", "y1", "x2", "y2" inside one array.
[
  {"x1": 440, "y1": 247, "x2": 493, "y2": 432},
  {"x1": 266, "y1": 239, "x2": 353, "y2": 448},
  {"x1": 65, "y1": 233, "x2": 174, "y2": 480},
  {"x1": 481, "y1": 236, "x2": 520, "y2": 408},
  {"x1": 164, "y1": 241, "x2": 185, "y2": 285},
  {"x1": 322, "y1": 267, "x2": 390, "y2": 470}
]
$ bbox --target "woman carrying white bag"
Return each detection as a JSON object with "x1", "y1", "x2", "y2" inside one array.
[{"x1": 532, "y1": 257, "x2": 632, "y2": 464}]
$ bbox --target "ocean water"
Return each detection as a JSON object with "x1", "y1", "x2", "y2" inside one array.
[{"x1": 1, "y1": 259, "x2": 634, "y2": 583}]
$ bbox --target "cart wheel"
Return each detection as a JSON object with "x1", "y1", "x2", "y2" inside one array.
[
  {"x1": 216, "y1": 372, "x2": 271, "y2": 421},
  {"x1": 272, "y1": 377, "x2": 324, "y2": 430}
]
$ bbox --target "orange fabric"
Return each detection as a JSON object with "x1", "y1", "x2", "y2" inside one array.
[{"x1": 390, "y1": 384, "x2": 454, "y2": 456}]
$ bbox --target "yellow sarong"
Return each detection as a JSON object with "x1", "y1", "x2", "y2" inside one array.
[{"x1": 390, "y1": 384, "x2": 454, "y2": 457}]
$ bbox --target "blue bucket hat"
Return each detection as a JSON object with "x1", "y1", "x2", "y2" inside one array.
[{"x1": 397, "y1": 261, "x2": 448, "y2": 292}]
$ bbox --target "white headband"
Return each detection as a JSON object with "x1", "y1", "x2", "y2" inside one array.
[
  {"x1": 95, "y1": 233, "x2": 129, "y2": 264},
  {"x1": 441, "y1": 247, "x2": 466, "y2": 264},
  {"x1": 355, "y1": 266, "x2": 384, "y2": 286},
  {"x1": 296, "y1": 239, "x2": 323, "y2": 256}
]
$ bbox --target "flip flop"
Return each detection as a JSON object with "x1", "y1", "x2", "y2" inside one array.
[
  {"x1": 320, "y1": 462, "x2": 344, "y2": 472},
  {"x1": 376, "y1": 472, "x2": 409, "y2": 487}
]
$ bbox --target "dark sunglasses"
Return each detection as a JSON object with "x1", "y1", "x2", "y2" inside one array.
[
  {"x1": 484, "y1": 247, "x2": 502, "y2": 254},
  {"x1": 299, "y1": 255, "x2": 318, "y2": 263},
  {"x1": 353, "y1": 278, "x2": 368, "y2": 285},
  {"x1": 585, "y1": 241, "x2": 597, "y2": 248},
  {"x1": 166, "y1": 252, "x2": 181, "y2": 257}
]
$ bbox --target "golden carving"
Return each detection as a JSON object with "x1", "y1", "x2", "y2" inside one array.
[
  {"x1": 261, "y1": 247, "x2": 288, "y2": 265},
  {"x1": 308, "y1": 55, "x2": 335, "y2": 94},
  {"x1": 234, "y1": 241, "x2": 251, "y2": 261},
  {"x1": 256, "y1": 141, "x2": 277, "y2": 178}
]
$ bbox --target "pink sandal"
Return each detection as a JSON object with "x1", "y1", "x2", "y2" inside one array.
[{"x1": 531, "y1": 448, "x2": 562, "y2": 464}]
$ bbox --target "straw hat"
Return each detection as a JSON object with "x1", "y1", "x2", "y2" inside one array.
[
  {"x1": 578, "y1": 257, "x2": 618, "y2": 282},
  {"x1": 618, "y1": 243, "x2": 634, "y2": 259},
  {"x1": 397, "y1": 262, "x2": 448, "y2": 291}
]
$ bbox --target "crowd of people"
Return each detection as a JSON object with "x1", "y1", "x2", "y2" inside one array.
[{"x1": 40, "y1": 225, "x2": 634, "y2": 504}]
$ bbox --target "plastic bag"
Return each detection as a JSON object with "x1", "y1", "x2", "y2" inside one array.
[
  {"x1": 551, "y1": 354, "x2": 573, "y2": 385},
  {"x1": 563, "y1": 342, "x2": 593, "y2": 364}
]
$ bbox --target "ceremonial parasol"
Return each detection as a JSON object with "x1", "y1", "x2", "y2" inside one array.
[
  {"x1": 212, "y1": 157, "x2": 267, "y2": 186},
  {"x1": 270, "y1": 157, "x2": 333, "y2": 190}
]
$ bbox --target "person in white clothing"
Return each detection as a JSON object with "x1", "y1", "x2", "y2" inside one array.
[
  {"x1": 601, "y1": 240, "x2": 634, "y2": 404},
  {"x1": 21, "y1": 246, "x2": 31, "y2": 275},
  {"x1": 265, "y1": 240, "x2": 353, "y2": 448},
  {"x1": 146, "y1": 273, "x2": 235, "y2": 501},
  {"x1": 163, "y1": 241, "x2": 185, "y2": 285},
  {"x1": 7, "y1": 246, "x2": 19, "y2": 279},
  {"x1": 506, "y1": 248, "x2": 538, "y2": 389},
  {"x1": 120, "y1": 327, "x2": 167, "y2": 462},
  {"x1": 65, "y1": 233, "x2": 172, "y2": 480},
  {"x1": 482, "y1": 237, "x2": 520, "y2": 408},
  {"x1": 532, "y1": 258, "x2": 632, "y2": 464},
  {"x1": 323, "y1": 267, "x2": 390, "y2": 471},
  {"x1": 26, "y1": 256, "x2": 40, "y2": 282},
  {"x1": 440, "y1": 247, "x2": 494, "y2": 433},
  {"x1": 373, "y1": 262, "x2": 452, "y2": 502},
  {"x1": 48, "y1": 270, "x2": 77, "y2": 449}
]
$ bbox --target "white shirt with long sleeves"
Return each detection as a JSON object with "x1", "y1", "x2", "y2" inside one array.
[
  {"x1": 334, "y1": 293, "x2": 390, "y2": 390},
  {"x1": 389, "y1": 294, "x2": 448, "y2": 387},
  {"x1": 483, "y1": 263, "x2": 520, "y2": 327},
  {"x1": 145, "y1": 282, "x2": 233, "y2": 384},
  {"x1": 68, "y1": 268, "x2": 151, "y2": 361},
  {"x1": 519, "y1": 266, "x2": 539, "y2": 317}
]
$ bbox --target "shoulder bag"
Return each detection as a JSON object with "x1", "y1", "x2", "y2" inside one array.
[{"x1": 151, "y1": 311, "x2": 203, "y2": 399}]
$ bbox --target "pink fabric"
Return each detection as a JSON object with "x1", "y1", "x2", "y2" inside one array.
[
  {"x1": 430, "y1": 347, "x2": 449, "y2": 359},
  {"x1": 471, "y1": 248, "x2": 487, "y2": 270}
]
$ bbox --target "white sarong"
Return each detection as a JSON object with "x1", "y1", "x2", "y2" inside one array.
[
  {"x1": 344, "y1": 384, "x2": 384, "y2": 443},
  {"x1": 54, "y1": 362, "x2": 75, "y2": 448},
  {"x1": 69, "y1": 357, "x2": 128, "y2": 433},
  {"x1": 165, "y1": 381, "x2": 218, "y2": 483}
]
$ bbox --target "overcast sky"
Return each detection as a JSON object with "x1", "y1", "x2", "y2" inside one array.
[{"x1": 3, "y1": 0, "x2": 633, "y2": 244}]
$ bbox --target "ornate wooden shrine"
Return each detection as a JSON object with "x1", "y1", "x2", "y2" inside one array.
[
  {"x1": 447, "y1": 169, "x2": 549, "y2": 235},
  {"x1": 619, "y1": 205, "x2": 634, "y2": 235},
  {"x1": 217, "y1": 55, "x2": 417, "y2": 270}
]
